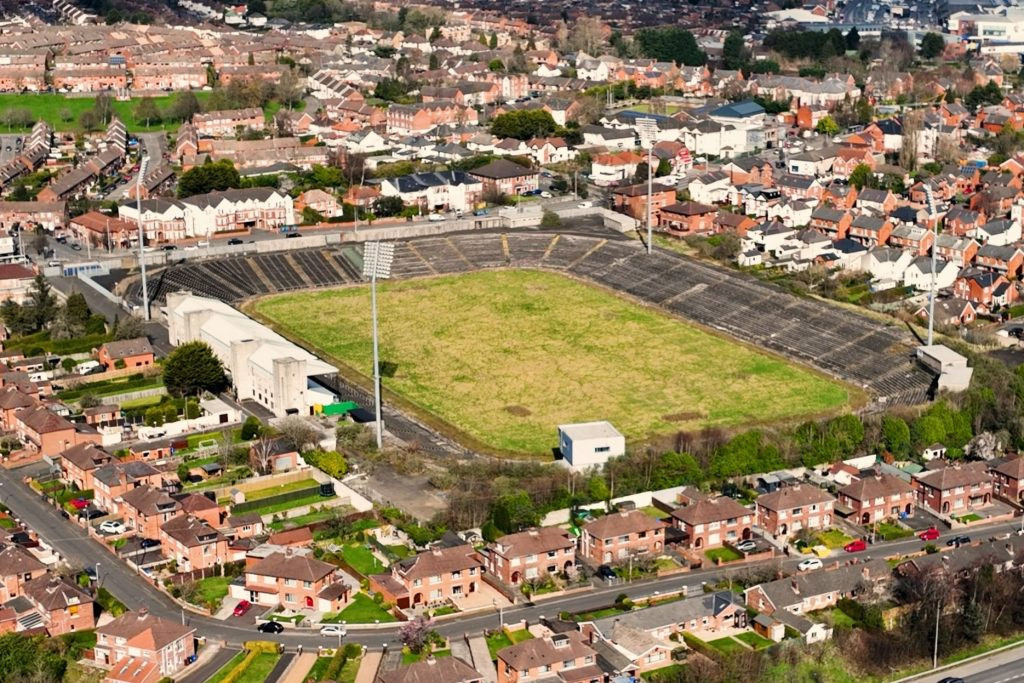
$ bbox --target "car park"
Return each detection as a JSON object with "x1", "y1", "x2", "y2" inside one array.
[
  {"x1": 918, "y1": 527, "x2": 940, "y2": 541},
  {"x1": 257, "y1": 621, "x2": 284, "y2": 633},
  {"x1": 844, "y1": 539, "x2": 867, "y2": 553},
  {"x1": 99, "y1": 520, "x2": 127, "y2": 535},
  {"x1": 233, "y1": 600, "x2": 251, "y2": 617},
  {"x1": 798, "y1": 558, "x2": 823, "y2": 571}
]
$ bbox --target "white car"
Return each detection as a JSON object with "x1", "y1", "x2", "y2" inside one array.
[
  {"x1": 577, "y1": 201, "x2": 594, "y2": 208},
  {"x1": 99, "y1": 520, "x2": 127, "y2": 535},
  {"x1": 320, "y1": 624, "x2": 346, "y2": 636},
  {"x1": 735, "y1": 540, "x2": 757, "y2": 553},
  {"x1": 540, "y1": 191, "x2": 552, "y2": 198},
  {"x1": 427, "y1": 213, "x2": 445, "y2": 222},
  {"x1": 798, "y1": 557, "x2": 823, "y2": 572}
]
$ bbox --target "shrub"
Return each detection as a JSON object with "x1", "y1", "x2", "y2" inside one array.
[
  {"x1": 114, "y1": 359, "x2": 126, "y2": 369},
  {"x1": 241, "y1": 416, "x2": 262, "y2": 440},
  {"x1": 324, "y1": 642, "x2": 347, "y2": 680}
]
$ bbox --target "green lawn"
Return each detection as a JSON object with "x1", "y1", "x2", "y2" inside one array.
[
  {"x1": 874, "y1": 521, "x2": 912, "y2": 540},
  {"x1": 814, "y1": 529, "x2": 854, "y2": 549},
  {"x1": 0, "y1": 92, "x2": 215, "y2": 133},
  {"x1": 340, "y1": 542, "x2": 386, "y2": 576},
  {"x1": 249, "y1": 270, "x2": 851, "y2": 456},
  {"x1": 735, "y1": 631, "x2": 774, "y2": 649},
  {"x1": 207, "y1": 652, "x2": 247, "y2": 683},
  {"x1": 244, "y1": 477, "x2": 317, "y2": 501},
  {"x1": 705, "y1": 547, "x2": 743, "y2": 563},
  {"x1": 306, "y1": 657, "x2": 332, "y2": 682},
  {"x1": 234, "y1": 652, "x2": 280, "y2": 683},
  {"x1": 0, "y1": 516, "x2": 16, "y2": 529},
  {"x1": 239, "y1": 493, "x2": 326, "y2": 517},
  {"x1": 643, "y1": 663, "x2": 687, "y2": 682},
  {"x1": 191, "y1": 577, "x2": 231, "y2": 609},
  {"x1": 707, "y1": 636, "x2": 746, "y2": 654},
  {"x1": 58, "y1": 375, "x2": 164, "y2": 402},
  {"x1": 573, "y1": 606, "x2": 630, "y2": 621},
  {"x1": 956, "y1": 513, "x2": 983, "y2": 523},
  {"x1": 508, "y1": 629, "x2": 533, "y2": 644},
  {"x1": 337, "y1": 654, "x2": 361, "y2": 683},
  {"x1": 118, "y1": 394, "x2": 165, "y2": 409},
  {"x1": 323, "y1": 593, "x2": 396, "y2": 624},
  {"x1": 402, "y1": 648, "x2": 450, "y2": 664},
  {"x1": 485, "y1": 631, "x2": 513, "y2": 660},
  {"x1": 828, "y1": 607, "x2": 857, "y2": 628},
  {"x1": 269, "y1": 507, "x2": 348, "y2": 531}
]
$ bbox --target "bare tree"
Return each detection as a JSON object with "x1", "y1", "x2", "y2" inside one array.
[
  {"x1": 275, "y1": 415, "x2": 320, "y2": 452},
  {"x1": 900, "y1": 109, "x2": 923, "y2": 171},
  {"x1": 249, "y1": 436, "x2": 276, "y2": 475}
]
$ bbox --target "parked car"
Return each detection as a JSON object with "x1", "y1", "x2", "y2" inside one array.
[
  {"x1": 937, "y1": 678, "x2": 965, "y2": 683},
  {"x1": 11, "y1": 532, "x2": 38, "y2": 548},
  {"x1": 577, "y1": 201, "x2": 594, "y2": 208},
  {"x1": 99, "y1": 520, "x2": 127, "y2": 535},
  {"x1": 227, "y1": 238, "x2": 244, "y2": 245},
  {"x1": 82, "y1": 508, "x2": 105, "y2": 520},
  {"x1": 320, "y1": 624, "x2": 346, "y2": 636},
  {"x1": 69, "y1": 242, "x2": 82, "y2": 251},
  {"x1": 798, "y1": 558, "x2": 823, "y2": 571},
  {"x1": 286, "y1": 232, "x2": 301, "y2": 238},
  {"x1": 161, "y1": 244, "x2": 177, "y2": 251},
  {"x1": 735, "y1": 540, "x2": 757, "y2": 553},
  {"x1": 844, "y1": 539, "x2": 867, "y2": 553},
  {"x1": 257, "y1": 621, "x2": 284, "y2": 633},
  {"x1": 140, "y1": 538, "x2": 160, "y2": 549},
  {"x1": 946, "y1": 535, "x2": 971, "y2": 547},
  {"x1": 595, "y1": 564, "x2": 616, "y2": 580},
  {"x1": 540, "y1": 191, "x2": 552, "y2": 198},
  {"x1": 918, "y1": 527, "x2": 940, "y2": 541},
  {"x1": 427, "y1": 213, "x2": 444, "y2": 222},
  {"x1": 233, "y1": 600, "x2": 251, "y2": 617},
  {"x1": 69, "y1": 498, "x2": 89, "y2": 510}
]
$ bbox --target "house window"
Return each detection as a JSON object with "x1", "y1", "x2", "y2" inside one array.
[
  {"x1": 303, "y1": 581, "x2": 312, "y2": 589},
  {"x1": 285, "y1": 593, "x2": 294, "y2": 602}
]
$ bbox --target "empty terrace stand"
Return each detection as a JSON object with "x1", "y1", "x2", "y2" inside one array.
[{"x1": 129, "y1": 232, "x2": 933, "y2": 405}]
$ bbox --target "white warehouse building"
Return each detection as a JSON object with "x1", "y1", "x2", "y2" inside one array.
[
  {"x1": 557, "y1": 421, "x2": 626, "y2": 471},
  {"x1": 165, "y1": 292, "x2": 337, "y2": 417}
]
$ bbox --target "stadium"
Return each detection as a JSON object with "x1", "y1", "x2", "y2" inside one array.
[{"x1": 120, "y1": 229, "x2": 935, "y2": 457}]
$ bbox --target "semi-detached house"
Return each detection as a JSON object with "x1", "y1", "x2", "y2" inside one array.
[
  {"x1": 370, "y1": 545, "x2": 484, "y2": 609},
  {"x1": 579, "y1": 509, "x2": 667, "y2": 565},
  {"x1": 755, "y1": 485, "x2": 835, "y2": 538},
  {"x1": 670, "y1": 496, "x2": 753, "y2": 550},
  {"x1": 484, "y1": 526, "x2": 576, "y2": 586},
  {"x1": 233, "y1": 548, "x2": 350, "y2": 611},
  {"x1": 837, "y1": 473, "x2": 916, "y2": 525},
  {"x1": 95, "y1": 610, "x2": 196, "y2": 681}
]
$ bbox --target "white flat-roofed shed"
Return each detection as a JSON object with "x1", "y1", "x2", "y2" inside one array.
[{"x1": 558, "y1": 421, "x2": 626, "y2": 471}]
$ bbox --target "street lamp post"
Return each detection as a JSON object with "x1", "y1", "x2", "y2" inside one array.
[
  {"x1": 362, "y1": 242, "x2": 394, "y2": 450},
  {"x1": 636, "y1": 117, "x2": 660, "y2": 255},
  {"x1": 136, "y1": 156, "x2": 150, "y2": 321}
]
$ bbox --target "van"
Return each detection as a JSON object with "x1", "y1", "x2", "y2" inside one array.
[
  {"x1": 75, "y1": 360, "x2": 101, "y2": 376},
  {"x1": 28, "y1": 371, "x2": 52, "y2": 382}
]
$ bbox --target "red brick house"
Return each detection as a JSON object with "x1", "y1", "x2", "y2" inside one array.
[
  {"x1": 991, "y1": 457, "x2": 1024, "y2": 503},
  {"x1": 13, "y1": 405, "x2": 100, "y2": 458},
  {"x1": 97, "y1": 338, "x2": 155, "y2": 371},
  {"x1": 975, "y1": 244, "x2": 1024, "y2": 278},
  {"x1": 370, "y1": 545, "x2": 484, "y2": 609},
  {"x1": 469, "y1": 159, "x2": 539, "y2": 197},
  {"x1": 484, "y1": 527, "x2": 576, "y2": 586},
  {"x1": 944, "y1": 206, "x2": 986, "y2": 237},
  {"x1": 95, "y1": 610, "x2": 196, "y2": 681},
  {"x1": 235, "y1": 549, "x2": 350, "y2": 612},
  {"x1": 714, "y1": 211, "x2": 757, "y2": 237},
  {"x1": 656, "y1": 201, "x2": 718, "y2": 236},
  {"x1": 953, "y1": 269, "x2": 1018, "y2": 309},
  {"x1": 755, "y1": 486, "x2": 836, "y2": 539},
  {"x1": 497, "y1": 632, "x2": 601, "y2": 683},
  {"x1": 60, "y1": 442, "x2": 114, "y2": 491},
  {"x1": 579, "y1": 510, "x2": 667, "y2": 565},
  {"x1": 0, "y1": 545, "x2": 47, "y2": 602},
  {"x1": 935, "y1": 235, "x2": 979, "y2": 267},
  {"x1": 120, "y1": 484, "x2": 182, "y2": 540},
  {"x1": 837, "y1": 474, "x2": 916, "y2": 525},
  {"x1": 21, "y1": 574, "x2": 94, "y2": 635},
  {"x1": 670, "y1": 496, "x2": 753, "y2": 550},
  {"x1": 612, "y1": 183, "x2": 676, "y2": 220},
  {"x1": 912, "y1": 462, "x2": 993, "y2": 515},
  {"x1": 160, "y1": 516, "x2": 229, "y2": 572},
  {"x1": 809, "y1": 207, "x2": 852, "y2": 239}
]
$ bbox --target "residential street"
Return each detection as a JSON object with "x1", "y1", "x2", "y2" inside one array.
[{"x1": 4, "y1": 462, "x2": 1024, "y2": 659}]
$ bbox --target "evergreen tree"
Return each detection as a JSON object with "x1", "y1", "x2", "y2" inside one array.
[{"x1": 163, "y1": 341, "x2": 229, "y2": 397}]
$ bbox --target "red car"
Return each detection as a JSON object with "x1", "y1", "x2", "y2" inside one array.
[
  {"x1": 233, "y1": 600, "x2": 251, "y2": 617},
  {"x1": 69, "y1": 498, "x2": 89, "y2": 510},
  {"x1": 844, "y1": 539, "x2": 867, "y2": 553},
  {"x1": 918, "y1": 527, "x2": 940, "y2": 541}
]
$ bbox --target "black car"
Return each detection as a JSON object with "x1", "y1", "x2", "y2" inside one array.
[
  {"x1": 140, "y1": 538, "x2": 160, "y2": 549},
  {"x1": 596, "y1": 564, "x2": 616, "y2": 580},
  {"x1": 227, "y1": 238, "x2": 244, "y2": 245},
  {"x1": 82, "y1": 508, "x2": 105, "y2": 520},
  {"x1": 937, "y1": 678, "x2": 965, "y2": 683},
  {"x1": 69, "y1": 242, "x2": 82, "y2": 251},
  {"x1": 257, "y1": 621, "x2": 284, "y2": 633},
  {"x1": 946, "y1": 535, "x2": 971, "y2": 547},
  {"x1": 285, "y1": 232, "x2": 301, "y2": 238},
  {"x1": 161, "y1": 244, "x2": 177, "y2": 251}
]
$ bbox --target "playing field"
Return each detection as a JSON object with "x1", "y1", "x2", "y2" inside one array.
[
  {"x1": 250, "y1": 270, "x2": 851, "y2": 455},
  {"x1": 0, "y1": 92, "x2": 217, "y2": 133}
]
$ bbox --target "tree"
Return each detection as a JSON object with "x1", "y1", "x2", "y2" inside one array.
[
  {"x1": 167, "y1": 91, "x2": 201, "y2": 122},
  {"x1": 241, "y1": 416, "x2": 263, "y2": 441},
  {"x1": 399, "y1": 616, "x2": 434, "y2": 653},
  {"x1": 849, "y1": 163, "x2": 875, "y2": 190},
  {"x1": 491, "y1": 110, "x2": 557, "y2": 140},
  {"x1": 540, "y1": 209, "x2": 561, "y2": 227},
  {"x1": 373, "y1": 78, "x2": 410, "y2": 102},
  {"x1": 177, "y1": 159, "x2": 241, "y2": 198},
  {"x1": 816, "y1": 115, "x2": 839, "y2": 136},
  {"x1": 276, "y1": 415, "x2": 320, "y2": 451},
  {"x1": 59, "y1": 107, "x2": 73, "y2": 122},
  {"x1": 429, "y1": 53, "x2": 440, "y2": 70},
  {"x1": 912, "y1": 415, "x2": 947, "y2": 449},
  {"x1": 249, "y1": 437, "x2": 276, "y2": 475},
  {"x1": 488, "y1": 58, "x2": 505, "y2": 72},
  {"x1": 134, "y1": 97, "x2": 160, "y2": 127},
  {"x1": 655, "y1": 158, "x2": 672, "y2": 177},
  {"x1": 162, "y1": 341, "x2": 228, "y2": 397},
  {"x1": 64, "y1": 292, "x2": 91, "y2": 330},
  {"x1": 373, "y1": 195, "x2": 405, "y2": 217},
  {"x1": 302, "y1": 206, "x2": 325, "y2": 225},
  {"x1": 920, "y1": 32, "x2": 945, "y2": 59},
  {"x1": 114, "y1": 314, "x2": 144, "y2": 340},
  {"x1": 488, "y1": 32, "x2": 498, "y2": 49},
  {"x1": 846, "y1": 26, "x2": 861, "y2": 51},
  {"x1": 491, "y1": 490, "x2": 540, "y2": 533},
  {"x1": 27, "y1": 274, "x2": 56, "y2": 330},
  {"x1": 634, "y1": 27, "x2": 707, "y2": 66},
  {"x1": 881, "y1": 415, "x2": 912, "y2": 457},
  {"x1": 276, "y1": 69, "x2": 304, "y2": 107},
  {"x1": 722, "y1": 30, "x2": 748, "y2": 70},
  {"x1": 78, "y1": 109, "x2": 101, "y2": 132},
  {"x1": 567, "y1": 16, "x2": 607, "y2": 54}
]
